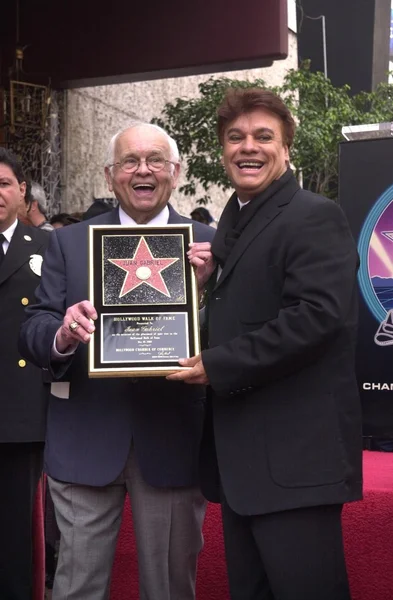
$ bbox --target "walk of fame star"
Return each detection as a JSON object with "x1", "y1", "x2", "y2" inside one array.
[{"x1": 108, "y1": 237, "x2": 179, "y2": 298}]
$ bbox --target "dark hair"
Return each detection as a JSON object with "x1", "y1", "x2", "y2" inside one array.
[
  {"x1": 83, "y1": 199, "x2": 112, "y2": 221},
  {"x1": 217, "y1": 87, "x2": 296, "y2": 148},
  {"x1": 190, "y1": 207, "x2": 213, "y2": 224},
  {"x1": 0, "y1": 147, "x2": 26, "y2": 183},
  {"x1": 50, "y1": 213, "x2": 80, "y2": 227},
  {"x1": 70, "y1": 211, "x2": 84, "y2": 221}
]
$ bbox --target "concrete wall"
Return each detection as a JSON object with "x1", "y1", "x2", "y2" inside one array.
[{"x1": 62, "y1": 31, "x2": 297, "y2": 220}]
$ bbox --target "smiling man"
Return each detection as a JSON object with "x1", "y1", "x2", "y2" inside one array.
[
  {"x1": 104, "y1": 125, "x2": 180, "y2": 224},
  {"x1": 169, "y1": 88, "x2": 362, "y2": 600},
  {"x1": 19, "y1": 122, "x2": 215, "y2": 600}
]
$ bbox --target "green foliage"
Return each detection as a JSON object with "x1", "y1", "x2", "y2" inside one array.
[{"x1": 152, "y1": 62, "x2": 393, "y2": 203}]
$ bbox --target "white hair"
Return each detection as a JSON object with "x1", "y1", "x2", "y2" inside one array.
[
  {"x1": 31, "y1": 181, "x2": 48, "y2": 214},
  {"x1": 105, "y1": 121, "x2": 180, "y2": 174}
]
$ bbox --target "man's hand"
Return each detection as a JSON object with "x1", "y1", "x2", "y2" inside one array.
[
  {"x1": 55, "y1": 300, "x2": 97, "y2": 353},
  {"x1": 166, "y1": 354, "x2": 209, "y2": 385},
  {"x1": 187, "y1": 242, "x2": 216, "y2": 291}
]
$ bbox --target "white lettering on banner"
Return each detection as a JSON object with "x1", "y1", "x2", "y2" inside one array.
[{"x1": 363, "y1": 382, "x2": 393, "y2": 391}]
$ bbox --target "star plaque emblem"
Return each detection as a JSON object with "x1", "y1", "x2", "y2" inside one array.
[{"x1": 108, "y1": 236, "x2": 179, "y2": 298}]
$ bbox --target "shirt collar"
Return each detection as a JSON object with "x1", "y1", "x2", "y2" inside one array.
[
  {"x1": 1, "y1": 219, "x2": 18, "y2": 244},
  {"x1": 237, "y1": 197, "x2": 250, "y2": 210},
  {"x1": 119, "y1": 205, "x2": 169, "y2": 226}
]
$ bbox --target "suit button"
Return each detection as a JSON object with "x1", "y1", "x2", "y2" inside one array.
[
  {"x1": 21, "y1": 297, "x2": 29, "y2": 306},
  {"x1": 229, "y1": 391, "x2": 234, "y2": 396},
  {"x1": 18, "y1": 359, "x2": 26, "y2": 368}
]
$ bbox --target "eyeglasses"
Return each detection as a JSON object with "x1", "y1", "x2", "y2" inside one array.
[{"x1": 109, "y1": 156, "x2": 176, "y2": 174}]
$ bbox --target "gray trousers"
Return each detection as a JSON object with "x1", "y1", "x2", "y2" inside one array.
[{"x1": 48, "y1": 447, "x2": 206, "y2": 600}]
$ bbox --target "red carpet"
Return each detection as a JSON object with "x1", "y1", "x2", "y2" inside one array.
[
  {"x1": 110, "y1": 451, "x2": 393, "y2": 600},
  {"x1": 110, "y1": 501, "x2": 229, "y2": 600},
  {"x1": 342, "y1": 451, "x2": 393, "y2": 600},
  {"x1": 32, "y1": 451, "x2": 393, "y2": 599}
]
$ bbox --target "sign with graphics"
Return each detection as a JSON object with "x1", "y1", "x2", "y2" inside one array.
[
  {"x1": 358, "y1": 187, "x2": 393, "y2": 347},
  {"x1": 340, "y1": 137, "x2": 393, "y2": 437}
]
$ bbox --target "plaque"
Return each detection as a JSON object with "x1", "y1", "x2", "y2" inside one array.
[{"x1": 88, "y1": 225, "x2": 200, "y2": 377}]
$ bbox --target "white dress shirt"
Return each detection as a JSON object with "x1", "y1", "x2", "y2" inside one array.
[
  {"x1": 1, "y1": 219, "x2": 18, "y2": 254},
  {"x1": 118, "y1": 204, "x2": 169, "y2": 226}
]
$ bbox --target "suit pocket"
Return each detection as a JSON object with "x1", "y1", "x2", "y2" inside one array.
[{"x1": 265, "y1": 392, "x2": 346, "y2": 488}]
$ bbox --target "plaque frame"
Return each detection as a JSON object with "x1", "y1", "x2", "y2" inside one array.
[{"x1": 88, "y1": 224, "x2": 200, "y2": 377}]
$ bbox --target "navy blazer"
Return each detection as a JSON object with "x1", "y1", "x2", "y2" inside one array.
[{"x1": 19, "y1": 205, "x2": 215, "y2": 487}]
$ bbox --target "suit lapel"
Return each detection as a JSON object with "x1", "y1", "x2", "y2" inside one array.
[
  {"x1": 107, "y1": 207, "x2": 121, "y2": 224},
  {"x1": 214, "y1": 177, "x2": 300, "y2": 291},
  {"x1": 0, "y1": 222, "x2": 46, "y2": 287},
  {"x1": 97, "y1": 207, "x2": 120, "y2": 225},
  {"x1": 167, "y1": 204, "x2": 187, "y2": 224}
]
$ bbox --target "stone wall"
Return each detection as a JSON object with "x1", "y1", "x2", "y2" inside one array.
[{"x1": 62, "y1": 31, "x2": 297, "y2": 220}]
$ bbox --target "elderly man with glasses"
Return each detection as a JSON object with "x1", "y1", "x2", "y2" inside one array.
[{"x1": 19, "y1": 122, "x2": 215, "y2": 600}]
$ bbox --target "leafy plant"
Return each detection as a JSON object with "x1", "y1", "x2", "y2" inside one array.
[{"x1": 153, "y1": 62, "x2": 393, "y2": 203}]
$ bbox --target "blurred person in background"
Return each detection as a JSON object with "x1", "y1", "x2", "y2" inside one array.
[
  {"x1": 83, "y1": 198, "x2": 113, "y2": 221},
  {"x1": 18, "y1": 181, "x2": 54, "y2": 232},
  {"x1": 50, "y1": 213, "x2": 81, "y2": 229},
  {"x1": 190, "y1": 206, "x2": 216, "y2": 227}
]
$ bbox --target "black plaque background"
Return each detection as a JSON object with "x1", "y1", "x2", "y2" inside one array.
[{"x1": 90, "y1": 225, "x2": 198, "y2": 375}]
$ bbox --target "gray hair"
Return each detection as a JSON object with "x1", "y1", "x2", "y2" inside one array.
[
  {"x1": 30, "y1": 182, "x2": 48, "y2": 215},
  {"x1": 105, "y1": 121, "x2": 180, "y2": 173}
]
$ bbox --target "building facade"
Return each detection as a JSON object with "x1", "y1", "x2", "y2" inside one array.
[{"x1": 61, "y1": 7, "x2": 297, "y2": 220}]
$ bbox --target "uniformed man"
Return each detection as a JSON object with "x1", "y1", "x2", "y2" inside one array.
[{"x1": 0, "y1": 147, "x2": 50, "y2": 599}]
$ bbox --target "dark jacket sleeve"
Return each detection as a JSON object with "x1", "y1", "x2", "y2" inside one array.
[
  {"x1": 202, "y1": 199, "x2": 359, "y2": 396},
  {"x1": 19, "y1": 230, "x2": 74, "y2": 379}
]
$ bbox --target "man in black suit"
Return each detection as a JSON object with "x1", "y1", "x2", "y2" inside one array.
[
  {"x1": 0, "y1": 148, "x2": 49, "y2": 599},
  {"x1": 19, "y1": 122, "x2": 214, "y2": 600},
  {"x1": 169, "y1": 88, "x2": 362, "y2": 600}
]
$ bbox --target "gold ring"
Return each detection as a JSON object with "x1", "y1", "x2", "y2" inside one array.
[{"x1": 69, "y1": 321, "x2": 79, "y2": 332}]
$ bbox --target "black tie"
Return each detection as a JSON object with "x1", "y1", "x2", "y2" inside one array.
[{"x1": 0, "y1": 234, "x2": 5, "y2": 267}]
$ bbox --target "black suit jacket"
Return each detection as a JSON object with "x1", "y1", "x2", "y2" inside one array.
[
  {"x1": 0, "y1": 221, "x2": 49, "y2": 442},
  {"x1": 19, "y1": 205, "x2": 215, "y2": 487},
  {"x1": 201, "y1": 176, "x2": 363, "y2": 516}
]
